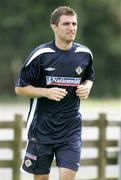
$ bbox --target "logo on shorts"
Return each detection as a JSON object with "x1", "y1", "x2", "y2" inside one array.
[
  {"x1": 75, "y1": 66, "x2": 83, "y2": 75},
  {"x1": 25, "y1": 159, "x2": 32, "y2": 167},
  {"x1": 76, "y1": 163, "x2": 80, "y2": 167},
  {"x1": 25, "y1": 152, "x2": 37, "y2": 160}
]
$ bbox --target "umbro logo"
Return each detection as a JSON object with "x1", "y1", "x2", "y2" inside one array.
[{"x1": 45, "y1": 67, "x2": 55, "y2": 71}]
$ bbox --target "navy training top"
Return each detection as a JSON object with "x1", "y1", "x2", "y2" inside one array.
[{"x1": 16, "y1": 41, "x2": 95, "y2": 144}]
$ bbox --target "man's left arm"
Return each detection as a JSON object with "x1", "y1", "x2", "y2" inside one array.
[{"x1": 76, "y1": 80, "x2": 93, "y2": 100}]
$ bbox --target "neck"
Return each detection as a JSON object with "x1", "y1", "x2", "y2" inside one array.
[{"x1": 55, "y1": 39, "x2": 73, "y2": 50}]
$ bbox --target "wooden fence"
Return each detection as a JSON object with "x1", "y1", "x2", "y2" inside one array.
[{"x1": 0, "y1": 113, "x2": 121, "y2": 180}]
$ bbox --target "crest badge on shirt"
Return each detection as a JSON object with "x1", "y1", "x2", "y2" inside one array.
[{"x1": 75, "y1": 66, "x2": 83, "y2": 75}]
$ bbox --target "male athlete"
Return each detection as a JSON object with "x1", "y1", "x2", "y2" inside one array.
[{"x1": 15, "y1": 6, "x2": 95, "y2": 180}]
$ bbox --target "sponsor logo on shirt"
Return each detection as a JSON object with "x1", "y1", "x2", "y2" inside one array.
[{"x1": 46, "y1": 76, "x2": 81, "y2": 86}]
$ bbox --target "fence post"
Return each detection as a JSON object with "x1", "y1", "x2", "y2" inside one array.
[
  {"x1": 118, "y1": 121, "x2": 121, "y2": 180},
  {"x1": 98, "y1": 113, "x2": 107, "y2": 180},
  {"x1": 13, "y1": 114, "x2": 23, "y2": 180}
]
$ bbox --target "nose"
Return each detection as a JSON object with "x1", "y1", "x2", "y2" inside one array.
[{"x1": 69, "y1": 23, "x2": 74, "y2": 30}]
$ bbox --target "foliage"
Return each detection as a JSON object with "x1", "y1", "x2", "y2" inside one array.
[
  {"x1": 0, "y1": 0, "x2": 121, "y2": 97},
  {"x1": 78, "y1": 0, "x2": 121, "y2": 97}
]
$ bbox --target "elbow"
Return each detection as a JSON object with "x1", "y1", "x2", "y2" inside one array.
[
  {"x1": 15, "y1": 87, "x2": 21, "y2": 95},
  {"x1": 15, "y1": 86, "x2": 30, "y2": 97}
]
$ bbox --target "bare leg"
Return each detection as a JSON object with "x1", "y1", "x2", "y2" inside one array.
[
  {"x1": 34, "y1": 174, "x2": 49, "y2": 180},
  {"x1": 59, "y1": 167, "x2": 77, "y2": 180}
]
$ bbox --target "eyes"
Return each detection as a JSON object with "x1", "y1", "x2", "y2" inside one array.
[{"x1": 62, "y1": 22, "x2": 77, "y2": 27}]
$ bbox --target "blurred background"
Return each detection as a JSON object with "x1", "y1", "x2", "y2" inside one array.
[{"x1": 0, "y1": 0, "x2": 121, "y2": 180}]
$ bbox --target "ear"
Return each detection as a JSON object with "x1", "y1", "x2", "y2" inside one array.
[{"x1": 51, "y1": 24, "x2": 57, "y2": 32}]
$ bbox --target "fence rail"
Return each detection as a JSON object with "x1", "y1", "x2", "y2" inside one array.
[{"x1": 0, "y1": 113, "x2": 121, "y2": 180}]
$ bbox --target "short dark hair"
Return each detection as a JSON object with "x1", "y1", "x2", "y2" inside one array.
[{"x1": 50, "y1": 6, "x2": 77, "y2": 25}]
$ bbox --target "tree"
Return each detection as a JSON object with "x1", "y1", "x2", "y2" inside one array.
[
  {"x1": 0, "y1": 0, "x2": 121, "y2": 97},
  {"x1": 78, "y1": 0, "x2": 121, "y2": 97}
]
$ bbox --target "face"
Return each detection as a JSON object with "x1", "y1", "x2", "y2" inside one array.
[{"x1": 51, "y1": 15, "x2": 77, "y2": 43}]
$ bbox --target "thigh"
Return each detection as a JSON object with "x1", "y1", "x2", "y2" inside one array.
[
  {"x1": 21, "y1": 141, "x2": 54, "y2": 175},
  {"x1": 59, "y1": 167, "x2": 76, "y2": 180},
  {"x1": 55, "y1": 139, "x2": 81, "y2": 171},
  {"x1": 34, "y1": 174, "x2": 49, "y2": 180}
]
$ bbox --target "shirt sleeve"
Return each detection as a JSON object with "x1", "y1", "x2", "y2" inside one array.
[
  {"x1": 16, "y1": 56, "x2": 41, "y2": 87},
  {"x1": 82, "y1": 55, "x2": 95, "y2": 82}
]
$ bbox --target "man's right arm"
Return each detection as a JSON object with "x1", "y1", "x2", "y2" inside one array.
[{"x1": 15, "y1": 85, "x2": 68, "y2": 101}]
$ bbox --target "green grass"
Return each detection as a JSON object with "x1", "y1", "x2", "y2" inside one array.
[
  {"x1": 81, "y1": 98, "x2": 120, "y2": 107},
  {"x1": 0, "y1": 94, "x2": 29, "y2": 104}
]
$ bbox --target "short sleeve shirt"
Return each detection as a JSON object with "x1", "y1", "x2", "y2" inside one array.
[{"x1": 16, "y1": 41, "x2": 95, "y2": 144}]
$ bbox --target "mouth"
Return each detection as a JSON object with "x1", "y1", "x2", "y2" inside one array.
[{"x1": 66, "y1": 32, "x2": 75, "y2": 37}]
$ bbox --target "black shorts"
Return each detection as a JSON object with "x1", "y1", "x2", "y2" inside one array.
[{"x1": 21, "y1": 139, "x2": 81, "y2": 175}]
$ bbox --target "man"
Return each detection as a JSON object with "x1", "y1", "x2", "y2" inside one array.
[{"x1": 15, "y1": 6, "x2": 95, "y2": 180}]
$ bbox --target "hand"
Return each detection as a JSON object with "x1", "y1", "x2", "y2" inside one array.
[
  {"x1": 76, "y1": 82, "x2": 92, "y2": 100},
  {"x1": 46, "y1": 87, "x2": 68, "y2": 101}
]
